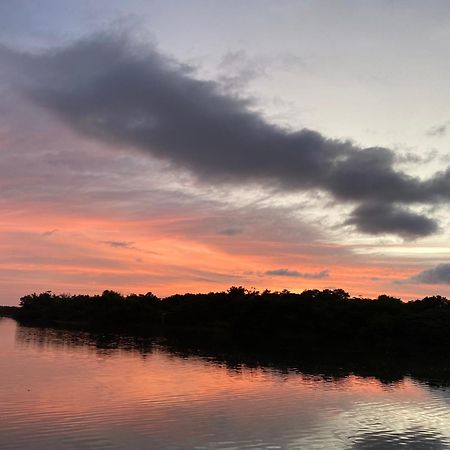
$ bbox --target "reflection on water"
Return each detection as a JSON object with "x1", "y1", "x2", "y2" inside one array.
[{"x1": 2, "y1": 317, "x2": 450, "y2": 449}]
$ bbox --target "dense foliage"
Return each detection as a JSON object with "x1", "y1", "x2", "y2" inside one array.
[
  {"x1": 0, "y1": 305, "x2": 19, "y2": 317},
  {"x1": 10, "y1": 287, "x2": 450, "y2": 352}
]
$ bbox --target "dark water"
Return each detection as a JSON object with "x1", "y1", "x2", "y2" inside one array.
[{"x1": 2, "y1": 318, "x2": 450, "y2": 449}]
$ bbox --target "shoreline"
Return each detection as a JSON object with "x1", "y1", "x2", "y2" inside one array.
[{"x1": 4, "y1": 287, "x2": 450, "y2": 358}]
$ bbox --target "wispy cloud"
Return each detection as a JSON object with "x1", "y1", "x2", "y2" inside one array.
[
  {"x1": 41, "y1": 229, "x2": 58, "y2": 237},
  {"x1": 265, "y1": 268, "x2": 329, "y2": 279},
  {"x1": 218, "y1": 227, "x2": 243, "y2": 236},
  {"x1": 427, "y1": 122, "x2": 449, "y2": 137},
  {"x1": 103, "y1": 240, "x2": 133, "y2": 248}
]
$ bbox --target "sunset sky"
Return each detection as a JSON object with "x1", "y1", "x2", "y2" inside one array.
[{"x1": 1, "y1": 0, "x2": 450, "y2": 304}]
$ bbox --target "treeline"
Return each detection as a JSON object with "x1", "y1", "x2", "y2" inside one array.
[
  {"x1": 0, "y1": 305, "x2": 19, "y2": 317},
  {"x1": 10, "y1": 287, "x2": 450, "y2": 353}
]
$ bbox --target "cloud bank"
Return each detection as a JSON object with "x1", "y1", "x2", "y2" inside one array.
[{"x1": 4, "y1": 33, "x2": 450, "y2": 238}]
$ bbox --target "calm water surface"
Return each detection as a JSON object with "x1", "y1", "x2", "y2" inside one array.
[{"x1": 2, "y1": 317, "x2": 450, "y2": 449}]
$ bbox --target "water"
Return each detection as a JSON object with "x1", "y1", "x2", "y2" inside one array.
[{"x1": 1, "y1": 317, "x2": 450, "y2": 449}]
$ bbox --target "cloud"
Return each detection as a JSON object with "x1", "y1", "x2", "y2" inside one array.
[
  {"x1": 4, "y1": 33, "x2": 450, "y2": 238},
  {"x1": 218, "y1": 227, "x2": 243, "y2": 236},
  {"x1": 265, "y1": 268, "x2": 329, "y2": 279},
  {"x1": 216, "y1": 50, "x2": 306, "y2": 92},
  {"x1": 102, "y1": 240, "x2": 160, "y2": 255},
  {"x1": 409, "y1": 263, "x2": 450, "y2": 285},
  {"x1": 217, "y1": 50, "x2": 265, "y2": 91},
  {"x1": 427, "y1": 123, "x2": 448, "y2": 137},
  {"x1": 346, "y1": 203, "x2": 438, "y2": 238},
  {"x1": 103, "y1": 240, "x2": 133, "y2": 248},
  {"x1": 41, "y1": 229, "x2": 58, "y2": 237}
]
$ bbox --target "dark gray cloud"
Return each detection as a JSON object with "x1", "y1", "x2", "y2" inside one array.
[
  {"x1": 265, "y1": 268, "x2": 329, "y2": 279},
  {"x1": 410, "y1": 263, "x2": 450, "y2": 285},
  {"x1": 4, "y1": 34, "x2": 450, "y2": 238},
  {"x1": 346, "y1": 203, "x2": 438, "y2": 238}
]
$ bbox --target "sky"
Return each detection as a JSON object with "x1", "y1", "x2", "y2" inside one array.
[{"x1": 1, "y1": 0, "x2": 450, "y2": 304}]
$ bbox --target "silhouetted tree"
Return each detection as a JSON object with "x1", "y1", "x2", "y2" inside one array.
[{"x1": 12, "y1": 287, "x2": 450, "y2": 353}]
